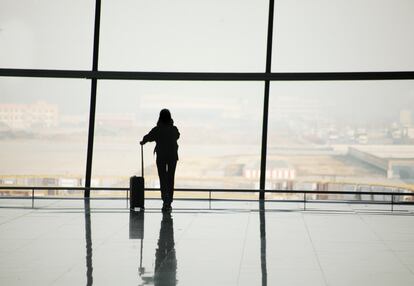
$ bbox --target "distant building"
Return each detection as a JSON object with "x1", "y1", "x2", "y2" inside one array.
[
  {"x1": 96, "y1": 113, "x2": 136, "y2": 129},
  {"x1": 270, "y1": 95, "x2": 323, "y2": 122},
  {"x1": 348, "y1": 146, "x2": 414, "y2": 179},
  {"x1": 400, "y1": 110, "x2": 412, "y2": 127},
  {"x1": 356, "y1": 128, "x2": 368, "y2": 144},
  {"x1": 0, "y1": 101, "x2": 59, "y2": 129},
  {"x1": 60, "y1": 115, "x2": 88, "y2": 128},
  {"x1": 244, "y1": 160, "x2": 296, "y2": 180},
  {"x1": 403, "y1": 127, "x2": 414, "y2": 139}
]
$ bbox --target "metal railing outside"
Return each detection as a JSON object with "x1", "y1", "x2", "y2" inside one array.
[{"x1": 1, "y1": 186, "x2": 414, "y2": 211}]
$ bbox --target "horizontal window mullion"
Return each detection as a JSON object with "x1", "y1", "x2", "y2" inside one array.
[{"x1": 0, "y1": 68, "x2": 414, "y2": 81}]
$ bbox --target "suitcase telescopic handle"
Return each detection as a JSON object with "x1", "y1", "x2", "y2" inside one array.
[{"x1": 141, "y1": 144, "x2": 144, "y2": 178}]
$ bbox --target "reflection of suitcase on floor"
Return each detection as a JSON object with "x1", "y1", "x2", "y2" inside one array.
[
  {"x1": 129, "y1": 210, "x2": 145, "y2": 239},
  {"x1": 130, "y1": 144, "x2": 145, "y2": 210}
]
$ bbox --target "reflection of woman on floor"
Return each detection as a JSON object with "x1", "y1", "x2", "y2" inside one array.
[
  {"x1": 141, "y1": 109, "x2": 180, "y2": 211},
  {"x1": 154, "y1": 212, "x2": 177, "y2": 286}
]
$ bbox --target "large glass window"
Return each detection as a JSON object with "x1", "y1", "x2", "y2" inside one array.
[
  {"x1": 0, "y1": 77, "x2": 90, "y2": 192},
  {"x1": 92, "y1": 80, "x2": 263, "y2": 191},
  {"x1": 1, "y1": 0, "x2": 414, "y2": 201},
  {"x1": 0, "y1": 0, "x2": 95, "y2": 69},
  {"x1": 99, "y1": 0, "x2": 268, "y2": 72},
  {"x1": 273, "y1": 0, "x2": 414, "y2": 71},
  {"x1": 266, "y1": 81, "x2": 414, "y2": 200}
]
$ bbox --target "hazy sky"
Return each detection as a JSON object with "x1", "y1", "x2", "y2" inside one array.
[
  {"x1": 0, "y1": 0, "x2": 414, "y2": 120},
  {"x1": 1, "y1": 0, "x2": 413, "y2": 71}
]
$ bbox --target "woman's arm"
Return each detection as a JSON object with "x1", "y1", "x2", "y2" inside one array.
[
  {"x1": 141, "y1": 127, "x2": 157, "y2": 144},
  {"x1": 175, "y1": 127, "x2": 180, "y2": 140}
]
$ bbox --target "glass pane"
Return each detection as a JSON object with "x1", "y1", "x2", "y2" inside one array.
[
  {"x1": 99, "y1": 0, "x2": 268, "y2": 72},
  {"x1": 0, "y1": 0, "x2": 94, "y2": 69},
  {"x1": 0, "y1": 77, "x2": 90, "y2": 195},
  {"x1": 267, "y1": 81, "x2": 414, "y2": 202},
  {"x1": 273, "y1": 0, "x2": 414, "y2": 71},
  {"x1": 92, "y1": 81, "x2": 263, "y2": 191}
]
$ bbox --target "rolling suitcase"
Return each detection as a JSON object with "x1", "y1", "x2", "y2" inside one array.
[{"x1": 130, "y1": 144, "x2": 145, "y2": 210}]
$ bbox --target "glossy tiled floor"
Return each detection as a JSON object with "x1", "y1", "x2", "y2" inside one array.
[{"x1": 1, "y1": 199, "x2": 414, "y2": 286}]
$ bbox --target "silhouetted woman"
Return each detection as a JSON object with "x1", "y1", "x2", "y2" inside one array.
[{"x1": 140, "y1": 109, "x2": 180, "y2": 211}]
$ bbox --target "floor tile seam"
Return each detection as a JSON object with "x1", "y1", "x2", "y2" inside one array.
[
  {"x1": 47, "y1": 250, "x2": 91, "y2": 286},
  {"x1": 150, "y1": 211, "x2": 199, "y2": 279},
  {"x1": 46, "y1": 208, "x2": 98, "y2": 285},
  {"x1": 0, "y1": 199, "x2": 60, "y2": 227},
  {"x1": 355, "y1": 212, "x2": 414, "y2": 276},
  {"x1": 236, "y1": 210, "x2": 251, "y2": 286},
  {"x1": 0, "y1": 238, "x2": 38, "y2": 255},
  {"x1": 301, "y1": 213, "x2": 330, "y2": 286},
  {"x1": 2, "y1": 231, "x2": 92, "y2": 285},
  {"x1": 174, "y1": 211, "x2": 198, "y2": 246},
  {"x1": 25, "y1": 208, "x2": 93, "y2": 246},
  {"x1": 0, "y1": 201, "x2": 72, "y2": 253},
  {"x1": 64, "y1": 210, "x2": 130, "y2": 254},
  {"x1": 94, "y1": 219, "x2": 130, "y2": 246}
]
